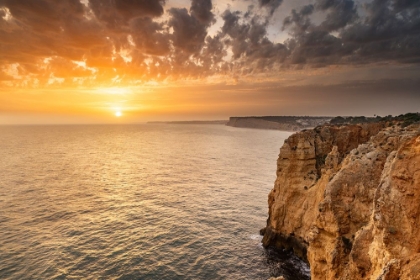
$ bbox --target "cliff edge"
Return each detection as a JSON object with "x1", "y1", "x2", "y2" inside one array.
[{"x1": 262, "y1": 115, "x2": 420, "y2": 279}]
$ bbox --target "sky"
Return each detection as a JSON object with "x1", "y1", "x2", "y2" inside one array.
[{"x1": 0, "y1": 0, "x2": 419, "y2": 124}]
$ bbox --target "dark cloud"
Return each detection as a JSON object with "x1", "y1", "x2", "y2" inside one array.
[
  {"x1": 341, "y1": 0, "x2": 420, "y2": 43},
  {"x1": 130, "y1": 17, "x2": 170, "y2": 56},
  {"x1": 392, "y1": 0, "x2": 420, "y2": 11},
  {"x1": 201, "y1": 34, "x2": 226, "y2": 72},
  {"x1": 88, "y1": 0, "x2": 165, "y2": 30},
  {"x1": 88, "y1": 0, "x2": 124, "y2": 30},
  {"x1": 220, "y1": 10, "x2": 287, "y2": 73},
  {"x1": 221, "y1": 10, "x2": 251, "y2": 58},
  {"x1": 287, "y1": 31, "x2": 346, "y2": 66},
  {"x1": 168, "y1": 8, "x2": 209, "y2": 54},
  {"x1": 317, "y1": 0, "x2": 357, "y2": 32},
  {"x1": 258, "y1": 0, "x2": 283, "y2": 16},
  {"x1": 339, "y1": 0, "x2": 420, "y2": 63},
  {"x1": 284, "y1": 0, "x2": 357, "y2": 33},
  {"x1": 167, "y1": 0, "x2": 214, "y2": 57},
  {"x1": 280, "y1": 0, "x2": 420, "y2": 66},
  {"x1": 283, "y1": 4, "x2": 314, "y2": 32},
  {"x1": 114, "y1": 0, "x2": 165, "y2": 18},
  {"x1": 190, "y1": 0, "x2": 214, "y2": 24},
  {"x1": 1, "y1": 0, "x2": 420, "y2": 87}
]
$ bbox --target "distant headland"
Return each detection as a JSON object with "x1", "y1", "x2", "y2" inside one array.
[
  {"x1": 226, "y1": 116, "x2": 331, "y2": 131},
  {"x1": 148, "y1": 120, "x2": 228, "y2": 125}
]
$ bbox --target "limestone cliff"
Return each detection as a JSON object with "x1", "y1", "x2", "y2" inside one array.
[{"x1": 262, "y1": 120, "x2": 420, "y2": 280}]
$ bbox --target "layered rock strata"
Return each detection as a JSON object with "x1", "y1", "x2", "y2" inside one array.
[{"x1": 262, "y1": 122, "x2": 420, "y2": 279}]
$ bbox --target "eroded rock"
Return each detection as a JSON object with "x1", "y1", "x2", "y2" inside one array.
[{"x1": 262, "y1": 121, "x2": 420, "y2": 280}]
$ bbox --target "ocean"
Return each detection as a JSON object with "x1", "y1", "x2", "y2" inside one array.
[{"x1": 0, "y1": 124, "x2": 309, "y2": 279}]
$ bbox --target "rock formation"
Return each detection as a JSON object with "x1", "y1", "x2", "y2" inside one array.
[{"x1": 262, "y1": 119, "x2": 420, "y2": 280}]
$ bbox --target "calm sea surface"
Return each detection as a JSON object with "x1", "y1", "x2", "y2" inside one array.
[{"x1": 0, "y1": 124, "x2": 309, "y2": 280}]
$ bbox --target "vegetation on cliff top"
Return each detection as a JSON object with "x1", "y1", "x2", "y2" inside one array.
[{"x1": 330, "y1": 112, "x2": 420, "y2": 127}]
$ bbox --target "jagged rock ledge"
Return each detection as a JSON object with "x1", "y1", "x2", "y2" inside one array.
[{"x1": 261, "y1": 114, "x2": 420, "y2": 279}]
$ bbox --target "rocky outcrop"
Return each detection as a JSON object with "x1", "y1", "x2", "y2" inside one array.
[{"x1": 262, "y1": 121, "x2": 420, "y2": 280}]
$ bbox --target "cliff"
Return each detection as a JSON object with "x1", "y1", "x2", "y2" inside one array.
[
  {"x1": 226, "y1": 117, "x2": 330, "y2": 131},
  {"x1": 262, "y1": 119, "x2": 420, "y2": 280}
]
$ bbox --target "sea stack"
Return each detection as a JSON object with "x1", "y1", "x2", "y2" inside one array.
[{"x1": 262, "y1": 115, "x2": 420, "y2": 279}]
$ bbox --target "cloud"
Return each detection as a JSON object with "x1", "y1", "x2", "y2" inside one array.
[
  {"x1": 282, "y1": 4, "x2": 314, "y2": 32},
  {"x1": 88, "y1": 0, "x2": 165, "y2": 30},
  {"x1": 0, "y1": 0, "x2": 85, "y2": 33},
  {"x1": 168, "y1": 0, "x2": 215, "y2": 57},
  {"x1": 339, "y1": 0, "x2": 420, "y2": 63},
  {"x1": 220, "y1": 9, "x2": 288, "y2": 72},
  {"x1": 282, "y1": 0, "x2": 357, "y2": 34},
  {"x1": 392, "y1": 0, "x2": 420, "y2": 11},
  {"x1": 168, "y1": 7, "x2": 208, "y2": 56},
  {"x1": 0, "y1": 69, "x2": 13, "y2": 81},
  {"x1": 130, "y1": 17, "x2": 170, "y2": 56},
  {"x1": 258, "y1": 0, "x2": 283, "y2": 16},
  {"x1": 190, "y1": 0, "x2": 214, "y2": 24},
  {"x1": 316, "y1": 0, "x2": 358, "y2": 32},
  {"x1": 0, "y1": 0, "x2": 420, "y2": 88},
  {"x1": 280, "y1": 0, "x2": 420, "y2": 66},
  {"x1": 114, "y1": 0, "x2": 165, "y2": 18}
]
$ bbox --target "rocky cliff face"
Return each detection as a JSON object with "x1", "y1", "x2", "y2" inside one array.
[{"x1": 262, "y1": 121, "x2": 420, "y2": 280}]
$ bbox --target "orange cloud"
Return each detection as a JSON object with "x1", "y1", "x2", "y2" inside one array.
[{"x1": 0, "y1": 0, "x2": 419, "y2": 123}]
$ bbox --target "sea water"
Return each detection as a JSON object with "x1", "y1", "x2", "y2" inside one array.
[{"x1": 0, "y1": 124, "x2": 309, "y2": 279}]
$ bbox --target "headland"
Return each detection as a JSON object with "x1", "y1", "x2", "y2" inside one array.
[{"x1": 261, "y1": 113, "x2": 420, "y2": 279}]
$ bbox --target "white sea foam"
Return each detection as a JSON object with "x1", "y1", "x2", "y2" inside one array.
[{"x1": 250, "y1": 234, "x2": 263, "y2": 241}]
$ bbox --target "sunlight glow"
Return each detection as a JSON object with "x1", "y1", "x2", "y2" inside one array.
[{"x1": 115, "y1": 111, "x2": 122, "y2": 117}]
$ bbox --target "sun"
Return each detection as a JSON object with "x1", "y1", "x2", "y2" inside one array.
[{"x1": 115, "y1": 111, "x2": 122, "y2": 117}]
